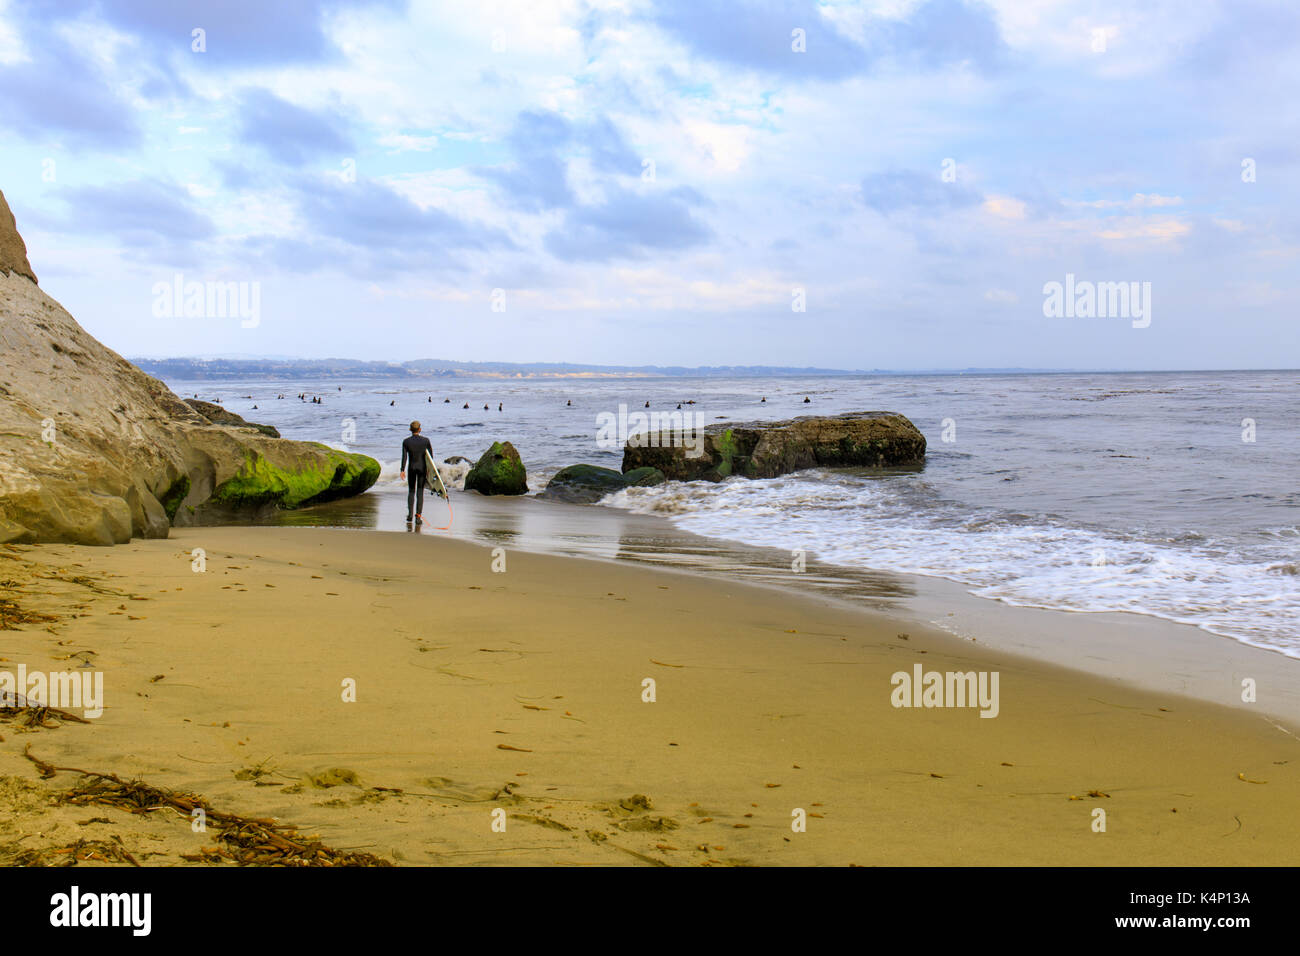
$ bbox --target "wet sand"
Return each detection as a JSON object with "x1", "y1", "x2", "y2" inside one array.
[{"x1": 1, "y1": 523, "x2": 1297, "y2": 866}]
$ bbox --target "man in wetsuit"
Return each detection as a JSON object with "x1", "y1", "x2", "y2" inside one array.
[{"x1": 399, "y1": 420, "x2": 435, "y2": 523}]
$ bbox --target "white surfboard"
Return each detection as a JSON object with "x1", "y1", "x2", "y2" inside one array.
[
  {"x1": 422, "y1": 449, "x2": 453, "y2": 531},
  {"x1": 424, "y1": 449, "x2": 448, "y2": 500}
]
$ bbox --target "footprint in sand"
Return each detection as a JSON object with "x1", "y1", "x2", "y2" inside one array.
[{"x1": 307, "y1": 767, "x2": 361, "y2": 789}]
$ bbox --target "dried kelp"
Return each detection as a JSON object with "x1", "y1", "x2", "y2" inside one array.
[{"x1": 23, "y1": 748, "x2": 391, "y2": 867}]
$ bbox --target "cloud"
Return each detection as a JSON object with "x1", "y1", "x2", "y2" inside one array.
[
  {"x1": 275, "y1": 176, "x2": 513, "y2": 273},
  {"x1": 56, "y1": 178, "x2": 217, "y2": 248},
  {"x1": 544, "y1": 185, "x2": 711, "y2": 262},
  {"x1": 650, "y1": 0, "x2": 1007, "y2": 79},
  {"x1": 1064, "y1": 193, "x2": 1184, "y2": 210},
  {"x1": 860, "y1": 170, "x2": 983, "y2": 215},
  {"x1": 0, "y1": 29, "x2": 140, "y2": 148},
  {"x1": 888, "y1": 0, "x2": 1008, "y2": 74},
  {"x1": 17, "y1": 0, "x2": 406, "y2": 65},
  {"x1": 983, "y1": 196, "x2": 1026, "y2": 219},
  {"x1": 476, "y1": 109, "x2": 641, "y2": 211},
  {"x1": 1095, "y1": 216, "x2": 1191, "y2": 242},
  {"x1": 237, "y1": 88, "x2": 353, "y2": 166},
  {"x1": 650, "y1": 0, "x2": 866, "y2": 79}
]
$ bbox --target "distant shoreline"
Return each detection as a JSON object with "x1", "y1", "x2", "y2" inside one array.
[{"x1": 130, "y1": 358, "x2": 1294, "y2": 381}]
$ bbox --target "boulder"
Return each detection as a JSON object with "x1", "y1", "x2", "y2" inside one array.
[
  {"x1": 539, "y1": 464, "x2": 628, "y2": 504},
  {"x1": 621, "y1": 411, "x2": 925, "y2": 482},
  {"x1": 464, "y1": 441, "x2": 527, "y2": 495},
  {"x1": 184, "y1": 399, "x2": 280, "y2": 438},
  {"x1": 0, "y1": 190, "x2": 380, "y2": 545},
  {"x1": 622, "y1": 466, "x2": 667, "y2": 487},
  {"x1": 540, "y1": 464, "x2": 668, "y2": 503}
]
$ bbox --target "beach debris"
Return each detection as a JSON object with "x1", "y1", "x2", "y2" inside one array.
[
  {"x1": 3, "y1": 837, "x2": 140, "y2": 868},
  {"x1": 22, "y1": 748, "x2": 390, "y2": 866},
  {"x1": 2, "y1": 696, "x2": 90, "y2": 728},
  {"x1": 496, "y1": 743, "x2": 532, "y2": 752},
  {"x1": 0, "y1": 597, "x2": 58, "y2": 629},
  {"x1": 1087, "y1": 789, "x2": 1110, "y2": 798},
  {"x1": 650, "y1": 659, "x2": 683, "y2": 668},
  {"x1": 1236, "y1": 772, "x2": 1267, "y2": 784}
]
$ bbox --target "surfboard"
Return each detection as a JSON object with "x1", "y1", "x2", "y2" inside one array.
[
  {"x1": 423, "y1": 449, "x2": 453, "y2": 530},
  {"x1": 423, "y1": 450, "x2": 448, "y2": 498}
]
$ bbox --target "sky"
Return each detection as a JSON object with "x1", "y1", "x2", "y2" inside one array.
[{"x1": 0, "y1": 0, "x2": 1296, "y2": 370}]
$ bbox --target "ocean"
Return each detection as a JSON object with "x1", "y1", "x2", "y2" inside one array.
[{"x1": 164, "y1": 369, "x2": 1300, "y2": 658}]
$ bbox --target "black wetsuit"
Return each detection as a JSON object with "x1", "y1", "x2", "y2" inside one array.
[{"x1": 401, "y1": 434, "x2": 435, "y2": 519}]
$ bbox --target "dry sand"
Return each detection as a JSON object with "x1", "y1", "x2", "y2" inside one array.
[{"x1": 1, "y1": 526, "x2": 1296, "y2": 866}]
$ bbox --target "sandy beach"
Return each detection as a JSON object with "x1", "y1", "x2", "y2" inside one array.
[{"x1": 2, "y1": 523, "x2": 1296, "y2": 867}]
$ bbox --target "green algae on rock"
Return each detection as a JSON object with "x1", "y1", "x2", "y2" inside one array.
[
  {"x1": 464, "y1": 441, "x2": 528, "y2": 496},
  {"x1": 621, "y1": 411, "x2": 926, "y2": 483},
  {"x1": 0, "y1": 190, "x2": 382, "y2": 544},
  {"x1": 207, "y1": 446, "x2": 381, "y2": 512}
]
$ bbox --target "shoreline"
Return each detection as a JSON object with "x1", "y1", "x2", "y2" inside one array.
[
  {"x1": 261, "y1": 486, "x2": 1300, "y2": 726},
  {"x1": 1, "y1": 524, "x2": 1297, "y2": 866}
]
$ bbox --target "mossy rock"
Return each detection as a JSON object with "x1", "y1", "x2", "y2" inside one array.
[
  {"x1": 464, "y1": 441, "x2": 528, "y2": 496},
  {"x1": 540, "y1": 464, "x2": 626, "y2": 503},
  {"x1": 158, "y1": 474, "x2": 190, "y2": 522},
  {"x1": 622, "y1": 466, "x2": 666, "y2": 487},
  {"x1": 210, "y1": 445, "x2": 381, "y2": 510}
]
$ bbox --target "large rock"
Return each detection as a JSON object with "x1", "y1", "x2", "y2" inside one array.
[
  {"x1": 539, "y1": 464, "x2": 629, "y2": 504},
  {"x1": 184, "y1": 399, "x2": 280, "y2": 438},
  {"x1": 464, "y1": 441, "x2": 528, "y2": 495},
  {"x1": 0, "y1": 190, "x2": 36, "y2": 284},
  {"x1": 0, "y1": 192, "x2": 380, "y2": 545},
  {"x1": 621, "y1": 411, "x2": 926, "y2": 482}
]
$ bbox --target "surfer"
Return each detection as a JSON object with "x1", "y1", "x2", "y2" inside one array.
[{"x1": 399, "y1": 420, "x2": 435, "y2": 523}]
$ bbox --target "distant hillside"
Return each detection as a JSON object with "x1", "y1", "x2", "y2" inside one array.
[{"x1": 129, "y1": 357, "x2": 874, "y2": 381}]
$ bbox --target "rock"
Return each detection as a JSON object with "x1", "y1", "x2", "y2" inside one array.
[
  {"x1": 184, "y1": 399, "x2": 280, "y2": 438},
  {"x1": 0, "y1": 193, "x2": 380, "y2": 545},
  {"x1": 621, "y1": 411, "x2": 926, "y2": 482},
  {"x1": 0, "y1": 190, "x2": 36, "y2": 284},
  {"x1": 539, "y1": 464, "x2": 627, "y2": 503},
  {"x1": 539, "y1": 463, "x2": 668, "y2": 503},
  {"x1": 463, "y1": 441, "x2": 527, "y2": 495},
  {"x1": 622, "y1": 466, "x2": 667, "y2": 487}
]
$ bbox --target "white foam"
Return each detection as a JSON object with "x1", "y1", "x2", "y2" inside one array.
[{"x1": 604, "y1": 474, "x2": 1300, "y2": 657}]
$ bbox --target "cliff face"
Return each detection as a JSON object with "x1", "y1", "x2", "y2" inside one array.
[
  {"x1": 0, "y1": 190, "x2": 379, "y2": 545},
  {"x1": 0, "y1": 190, "x2": 37, "y2": 284}
]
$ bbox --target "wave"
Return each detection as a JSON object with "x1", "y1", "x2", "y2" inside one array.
[{"x1": 603, "y1": 473, "x2": 1300, "y2": 657}]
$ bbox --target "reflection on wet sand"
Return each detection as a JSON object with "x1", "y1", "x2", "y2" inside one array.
[{"x1": 231, "y1": 487, "x2": 916, "y2": 610}]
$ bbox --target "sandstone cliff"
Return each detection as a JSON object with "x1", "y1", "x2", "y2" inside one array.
[{"x1": 0, "y1": 189, "x2": 379, "y2": 545}]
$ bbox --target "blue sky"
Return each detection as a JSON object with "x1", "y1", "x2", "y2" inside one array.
[{"x1": 0, "y1": 0, "x2": 1295, "y2": 369}]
